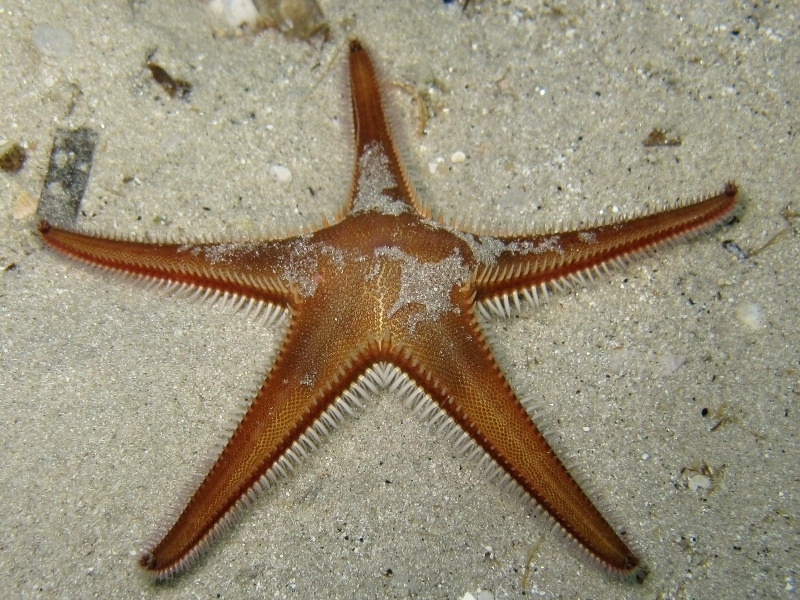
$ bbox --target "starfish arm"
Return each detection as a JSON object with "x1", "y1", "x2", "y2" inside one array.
[
  {"x1": 139, "y1": 298, "x2": 380, "y2": 578},
  {"x1": 38, "y1": 221, "x2": 296, "y2": 307},
  {"x1": 394, "y1": 311, "x2": 643, "y2": 576},
  {"x1": 343, "y1": 40, "x2": 429, "y2": 218},
  {"x1": 473, "y1": 183, "x2": 738, "y2": 312}
]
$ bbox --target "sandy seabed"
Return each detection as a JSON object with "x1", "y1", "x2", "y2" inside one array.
[{"x1": 1, "y1": 1, "x2": 798, "y2": 598}]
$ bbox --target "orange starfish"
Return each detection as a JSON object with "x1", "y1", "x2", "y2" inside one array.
[{"x1": 39, "y1": 39, "x2": 738, "y2": 581}]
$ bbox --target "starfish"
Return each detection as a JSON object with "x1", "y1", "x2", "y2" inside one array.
[{"x1": 38, "y1": 39, "x2": 738, "y2": 581}]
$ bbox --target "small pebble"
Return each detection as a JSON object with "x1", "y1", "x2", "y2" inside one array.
[
  {"x1": 11, "y1": 189, "x2": 38, "y2": 220},
  {"x1": 270, "y1": 164, "x2": 293, "y2": 184},
  {"x1": 450, "y1": 150, "x2": 466, "y2": 163},
  {"x1": 607, "y1": 349, "x2": 629, "y2": 375},
  {"x1": 735, "y1": 301, "x2": 765, "y2": 329},
  {"x1": 657, "y1": 353, "x2": 686, "y2": 376},
  {"x1": 688, "y1": 473, "x2": 712, "y2": 492},
  {"x1": 32, "y1": 23, "x2": 73, "y2": 57},
  {"x1": 208, "y1": 0, "x2": 259, "y2": 27}
]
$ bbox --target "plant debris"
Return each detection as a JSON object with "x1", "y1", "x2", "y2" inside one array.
[
  {"x1": 147, "y1": 62, "x2": 192, "y2": 99},
  {"x1": 0, "y1": 142, "x2": 27, "y2": 173},
  {"x1": 37, "y1": 128, "x2": 98, "y2": 226},
  {"x1": 643, "y1": 128, "x2": 682, "y2": 147}
]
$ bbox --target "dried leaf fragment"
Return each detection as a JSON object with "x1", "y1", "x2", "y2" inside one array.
[{"x1": 147, "y1": 62, "x2": 192, "y2": 99}]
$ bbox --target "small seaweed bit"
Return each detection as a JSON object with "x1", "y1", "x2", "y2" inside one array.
[
  {"x1": 147, "y1": 62, "x2": 192, "y2": 99},
  {"x1": 643, "y1": 128, "x2": 682, "y2": 147},
  {"x1": 722, "y1": 239, "x2": 749, "y2": 261},
  {"x1": 0, "y1": 142, "x2": 27, "y2": 173}
]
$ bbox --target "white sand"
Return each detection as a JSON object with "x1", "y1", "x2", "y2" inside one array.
[{"x1": 1, "y1": 1, "x2": 798, "y2": 598}]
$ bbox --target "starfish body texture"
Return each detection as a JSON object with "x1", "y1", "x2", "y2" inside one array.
[{"x1": 39, "y1": 39, "x2": 738, "y2": 581}]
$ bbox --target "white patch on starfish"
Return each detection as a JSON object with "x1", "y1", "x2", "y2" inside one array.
[
  {"x1": 372, "y1": 246, "x2": 470, "y2": 331},
  {"x1": 449, "y1": 230, "x2": 565, "y2": 267},
  {"x1": 280, "y1": 237, "x2": 347, "y2": 297},
  {"x1": 352, "y1": 143, "x2": 407, "y2": 216},
  {"x1": 198, "y1": 241, "x2": 261, "y2": 264}
]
